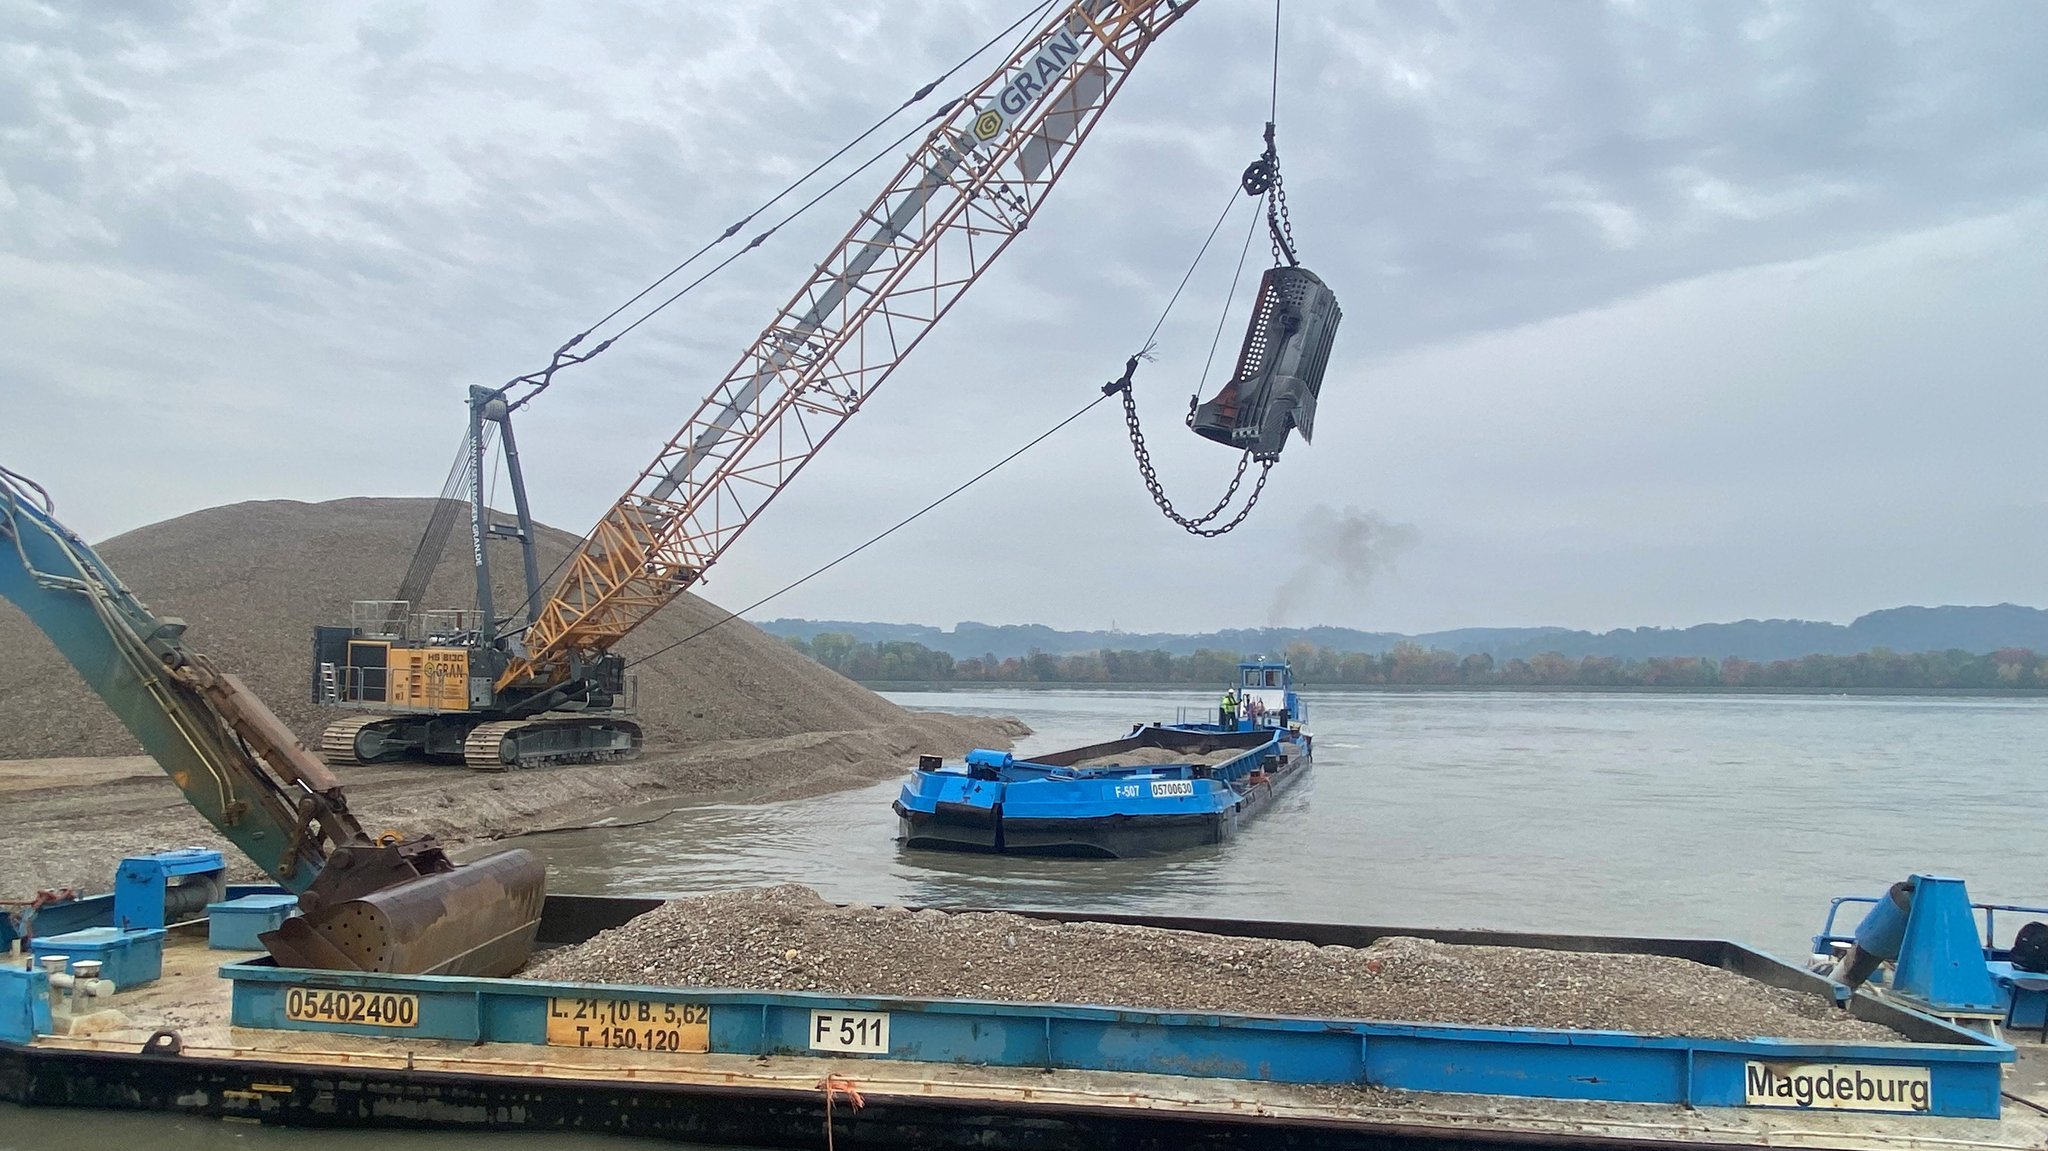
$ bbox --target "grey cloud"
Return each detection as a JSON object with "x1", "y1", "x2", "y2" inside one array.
[
  {"x1": 3, "y1": 0, "x2": 2043, "y2": 634},
  {"x1": 973, "y1": 0, "x2": 2045, "y2": 371},
  {"x1": 355, "y1": 6, "x2": 433, "y2": 64}
]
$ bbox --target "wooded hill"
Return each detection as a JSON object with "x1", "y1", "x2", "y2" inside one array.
[{"x1": 758, "y1": 604, "x2": 2048, "y2": 664}]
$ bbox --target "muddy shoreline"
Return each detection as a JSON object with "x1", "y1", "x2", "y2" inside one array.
[{"x1": 0, "y1": 711, "x2": 1025, "y2": 897}]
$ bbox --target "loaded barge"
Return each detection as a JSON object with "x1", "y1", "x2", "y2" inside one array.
[
  {"x1": 894, "y1": 658, "x2": 1313, "y2": 857},
  {"x1": 4, "y1": 864, "x2": 2045, "y2": 1150}
]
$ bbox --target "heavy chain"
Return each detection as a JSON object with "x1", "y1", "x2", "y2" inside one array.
[
  {"x1": 1267, "y1": 173, "x2": 1296, "y2": 267},
  {"x1": 1098, "y1": 118, "x2": 1298, "y2": 541},
  {"x1": 1241, "y1": 122, "x2": 1297, "y2": 268},
  {"x1": 1115, "y1": 376, "x2": 1273, "y2": 537}
]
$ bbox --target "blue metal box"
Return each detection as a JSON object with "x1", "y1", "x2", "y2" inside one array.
[
  {"x1": 30, "y1": 926, "x2": 166, "y2": 990},
  {"x1": 206, "y1": 894, "x2": 298, "y2": 951},
  {"x1": 0, "y1": 967, "x2": 52, "y2": 1042}
]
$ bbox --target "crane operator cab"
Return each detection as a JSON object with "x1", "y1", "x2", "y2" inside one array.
[{"x1": 1190, "y1": 265, "x2": 1342, "y2": 460}]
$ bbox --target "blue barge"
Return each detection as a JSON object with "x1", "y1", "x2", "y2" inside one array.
[
  {"x1": 2, "y1": 891, "x2": 2037, "y2": 1149},
  {"x1": 894, "y1": 658, "x2": 1313, "y2": 857}
]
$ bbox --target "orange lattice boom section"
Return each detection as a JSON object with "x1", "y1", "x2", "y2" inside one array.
[{"x1": 500, "y1": 0, "x2": 1197, "y2": 693}]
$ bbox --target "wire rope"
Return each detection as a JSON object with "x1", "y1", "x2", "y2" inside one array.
[
  {"x1": 500, "y1": 0, "x2": 1060, "y2": 410},
  {"x1": 623, "y1": 390, "x2": 1114, "y2": 668}
]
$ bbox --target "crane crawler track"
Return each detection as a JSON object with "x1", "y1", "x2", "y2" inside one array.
[
  {"x1": 462, "y1": 716, "x2": 644, "y2": 772},
  {"x1": 321, "y1": 715, "x2": 408, "y2": 766}
]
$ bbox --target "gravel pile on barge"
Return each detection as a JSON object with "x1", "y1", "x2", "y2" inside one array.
[
  {"x1": 524, "y1": 885, "x2": 1894, "y2": 1042},
  {"x1": 1072, "y1": 746, "x2": 1245, "y2": 768}
]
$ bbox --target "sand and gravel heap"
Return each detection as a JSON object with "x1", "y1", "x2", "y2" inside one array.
[
  {"x1": 0, "y1": 499, "x2": 1024, "y2": 897},
  {"x1": 525, "y1": 885, "x2": 1896, "y2": 1043},
  {"x1": 0, "y1": 497, "x2": 929, "y2": 757},
  {"x1": 1071, "y1": 746, "x2": 1244, "y2": 769}
]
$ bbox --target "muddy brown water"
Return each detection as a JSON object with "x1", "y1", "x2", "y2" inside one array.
[{"x1": 8, "y1": 687, "x2": 2045, "y2": 1147}]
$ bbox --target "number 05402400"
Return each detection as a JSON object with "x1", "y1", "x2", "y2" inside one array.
[{"x1": 809, "y1": 1009, "x2": 890, "y2": 1053}]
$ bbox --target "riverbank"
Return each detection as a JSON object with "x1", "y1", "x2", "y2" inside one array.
[
  {"x1": 0, "y1": 711, "x2": 1026, "y2": 897},
  {"x1": 855, "y1": 680, "x2": 2048, "y2": 698}
]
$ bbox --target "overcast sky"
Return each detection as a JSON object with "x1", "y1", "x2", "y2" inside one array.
[{"x1": 4, "y1": 0, "x2": 2045, "y2": 635}]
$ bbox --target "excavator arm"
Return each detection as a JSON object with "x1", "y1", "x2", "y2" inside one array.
[
  {"x1": 502, "y1": 0, "x2": 1199, "y2": 695},
  {"x1": 0, "y1": 467, "x2": 543, "y2": 976}
]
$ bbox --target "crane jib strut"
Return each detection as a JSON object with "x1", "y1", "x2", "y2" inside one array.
[{"x1": 504, "y1": 0, "x2": 1200, "y2": 696}]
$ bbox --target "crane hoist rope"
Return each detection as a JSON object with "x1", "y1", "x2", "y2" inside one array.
[{"x1": 491, "y1": 0, "x2": 1063, "y2": 415}]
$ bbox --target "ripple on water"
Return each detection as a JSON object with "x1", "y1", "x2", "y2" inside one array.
[{"x1": 533, "y1": 687, "x2": 2048, "y2": 957}]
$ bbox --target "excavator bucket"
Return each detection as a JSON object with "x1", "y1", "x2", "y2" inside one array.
[
  {"x1": 1191, "y1": 265, "x2": 1342, "y2": 458},
  {"x1": 262, "y1": 848, "x2": 546, "y2": 978},
  {"x1": 0, "y1": 466, "x2": 547, "y2": 981}
]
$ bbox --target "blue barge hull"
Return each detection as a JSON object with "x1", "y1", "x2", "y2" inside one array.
[
  {"x1": 897, "y1": 658, "x2": 1317, "y2": 859},
  {"x1": 894, "y1": 721, "x2": 1311, "y2": 857}
]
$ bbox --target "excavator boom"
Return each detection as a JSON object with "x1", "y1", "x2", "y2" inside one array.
[{"x1": 0, "y1": 467, "x2": 543, "y2": 976}]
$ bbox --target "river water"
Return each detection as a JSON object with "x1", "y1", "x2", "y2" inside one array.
[
  {"x1": 8, "y1": 688, "x2": 2043, "y2": 1146},
  {"x1": 542, "y1": 687, "x2": 2044, "y2": 957}
]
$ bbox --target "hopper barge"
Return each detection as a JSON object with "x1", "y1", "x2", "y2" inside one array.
[
  {"x1": 2, "y1": 875, "x2": 2042, "y2": 1150},
  {"x1": 894, "y1": 658, "x2": 1312, "y2": 858}
]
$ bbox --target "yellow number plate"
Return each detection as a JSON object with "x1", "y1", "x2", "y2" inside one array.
[
  {"x1": 283, "y1": 986, "x2": 419, "y2": 1028},
  {"x1": 545, "y1": 997, "x2": 710, "y2": 1053}
]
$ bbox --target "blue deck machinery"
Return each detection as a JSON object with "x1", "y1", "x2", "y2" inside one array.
[
  {"x1": 1817, "y1": 873, "x2": 2048, "y2": 1038},
  {"x1": 0, "y1": 465, "x2": 547, "y2": 979}
]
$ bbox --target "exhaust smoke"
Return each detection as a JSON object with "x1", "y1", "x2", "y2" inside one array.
[{"x1": 1267, "y1": 505, "x2": 1418, "y2": 626}]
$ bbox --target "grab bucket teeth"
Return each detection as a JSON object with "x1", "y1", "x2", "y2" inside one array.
[{"x1": 260, "y1": 849, "x2": 545, "y2": 978}]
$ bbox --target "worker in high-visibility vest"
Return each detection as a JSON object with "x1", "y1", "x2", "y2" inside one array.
[{"x1": 1220, "y1": 688, "x2": 1238, "y2": 728}]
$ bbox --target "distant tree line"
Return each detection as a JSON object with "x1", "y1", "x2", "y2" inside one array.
[{"x1": 783, "y1": 634, "x2": 2048, "y2": 691}]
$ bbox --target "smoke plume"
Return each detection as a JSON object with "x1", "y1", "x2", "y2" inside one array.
[{"x1": 1266, "y1": 505, "x2": 1419, "y2": 625}]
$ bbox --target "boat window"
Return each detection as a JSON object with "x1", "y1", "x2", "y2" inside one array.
[
  {"x1": 1244, "y1": 671, "x2": 1258, "y2": 686},
  {"x1": 1265, "y1": 670, "x2": 1279, "y2": 687}
]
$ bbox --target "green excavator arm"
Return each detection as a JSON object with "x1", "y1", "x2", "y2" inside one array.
[{"x1": 0, "y1": 466, "x2": 543, "y2": 977}]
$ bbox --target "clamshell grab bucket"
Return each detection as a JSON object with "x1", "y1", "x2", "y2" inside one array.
[{"x1": 1191, "y1": 265, "x2": 1342, "y2": 459}]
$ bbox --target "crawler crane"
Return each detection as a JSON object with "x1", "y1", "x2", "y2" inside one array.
[{"x1": 315, "y1": 1, "x2": 1213, "y2": 770}]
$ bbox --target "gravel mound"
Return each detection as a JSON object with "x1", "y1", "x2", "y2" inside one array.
[
  {"x1": 524, "y1": 885, "x2": 1896, "y2": 1043},
  {"x1": 1071, "y1": 747, "x2": 1241, "y2": 769},
  {"x1": 0, "y1": 497, "x2": 915, "y2": 757}
]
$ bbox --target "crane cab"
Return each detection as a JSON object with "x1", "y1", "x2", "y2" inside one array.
[{"x1": 313, "y1": 602, "x2": 483, "y2": 713}]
